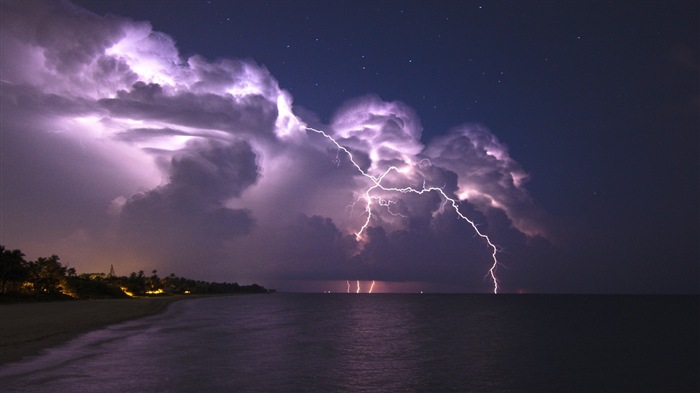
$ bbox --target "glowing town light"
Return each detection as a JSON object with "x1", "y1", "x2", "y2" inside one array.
[
  {"x1": 120, "y1": 287, "x2": 135, "y2": 297},
  {"x1": 305, "y1": 126, "x2": 501, "y2": 294}
]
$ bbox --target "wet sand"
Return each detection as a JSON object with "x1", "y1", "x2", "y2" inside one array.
[{"x1": 0, "y1": 297, "x2": 182, "y2": 365}]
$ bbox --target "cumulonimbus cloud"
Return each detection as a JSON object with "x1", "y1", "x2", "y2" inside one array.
[{"x1": 0, "y1": 0, "x2": 549, "y2": 290}]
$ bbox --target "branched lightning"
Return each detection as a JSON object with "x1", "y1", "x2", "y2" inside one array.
[{"x1": 306, "y1": 126, "x2": 501, "y2": 294}]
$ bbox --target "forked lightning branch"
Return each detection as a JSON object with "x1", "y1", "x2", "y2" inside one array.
[{"x1": 305, "y1": 127, "x2": 501, "y2": 294}]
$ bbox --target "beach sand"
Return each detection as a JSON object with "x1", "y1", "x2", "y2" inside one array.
[{"x1": 0, "y1": 297, "x2": 182, "y2": 365}]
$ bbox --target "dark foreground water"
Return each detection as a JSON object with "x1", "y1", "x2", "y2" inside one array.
[{"x1": 1, "y1": 294, "x2": 698, "y2": 392}]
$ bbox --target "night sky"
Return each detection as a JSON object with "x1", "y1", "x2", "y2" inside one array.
[{"x1": 1, "y1": 0, "x2": 698, "y2": 293}]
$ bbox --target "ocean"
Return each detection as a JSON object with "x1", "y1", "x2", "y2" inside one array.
[{"x1": 1, "y1": 294, "x2": 698, "y2": 392}]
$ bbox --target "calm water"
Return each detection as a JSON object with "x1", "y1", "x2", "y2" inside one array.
[{"x1": 1, "y1": 294, "x2": 698, "y2": 392}]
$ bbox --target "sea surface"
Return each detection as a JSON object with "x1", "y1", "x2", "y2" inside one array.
[{"x1": 1, "y1": 294, "x2": 698, "y2": 392}]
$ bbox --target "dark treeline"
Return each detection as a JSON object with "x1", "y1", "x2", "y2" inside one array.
[{"x1": 0, "y1": 245, "x2": 274, "y2": 301}]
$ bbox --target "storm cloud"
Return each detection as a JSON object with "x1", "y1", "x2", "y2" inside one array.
[{"x1": 0, "y1": 0, "x2": 549, "y2": 292}]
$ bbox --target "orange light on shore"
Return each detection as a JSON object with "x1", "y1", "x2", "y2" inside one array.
[{"x1": 120, "y1": 287, "x2": 135, "y2": 297}]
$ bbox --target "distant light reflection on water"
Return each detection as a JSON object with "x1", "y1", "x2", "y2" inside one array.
[{"x1": 1, "y1": 294, "x2": 698, "y2": 392}]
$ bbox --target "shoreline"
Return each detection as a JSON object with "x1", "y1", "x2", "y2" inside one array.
[{"x1": 0, "y1": 296, "x2": 186, "y2": 365}]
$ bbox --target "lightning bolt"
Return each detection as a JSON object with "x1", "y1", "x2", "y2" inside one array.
[
  {"x1": 306, "y1": 126, "x2": 501, "y2": 294},
  {"x1": 369, "y1": 280, "x2": 376, "y2": 294}
]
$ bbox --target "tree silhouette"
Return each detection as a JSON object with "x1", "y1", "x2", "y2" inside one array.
[
  {"x1": 0, "y1": 246, "x2": 29, "y2": 294},
  {"x1": 28, "y1": 255, "x2": 67, "y2": 296},
  {"x1": 126, "y1": 270, "x2": 147, "y2": 295},
  {"x1": 1, "y1": 244, "x2": 274, "y2": 301}
]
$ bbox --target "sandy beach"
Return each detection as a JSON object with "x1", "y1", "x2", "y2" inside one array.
[{"x1": 0, "y1": 297, "x2": 182, "y2": 365}]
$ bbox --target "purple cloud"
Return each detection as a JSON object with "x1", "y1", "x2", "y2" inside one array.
[{"x1": 0, "y1": 0, "x2": 549, "y2": 291}]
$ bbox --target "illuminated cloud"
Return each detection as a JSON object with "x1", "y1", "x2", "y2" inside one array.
[
  {"x1": 330, "y1": 95, "x2": 424, "y2": 174},
  {"x1": 424, "y1": 125, "x2": 547, "y2": 237},
  {"x1": 0, "y1": 0, "x2": 548, "y2": 290}
]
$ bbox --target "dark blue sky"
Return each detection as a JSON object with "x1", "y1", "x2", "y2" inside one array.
[{"x1": 4, "y1": 0, "x2": 698, "y2": 293}]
